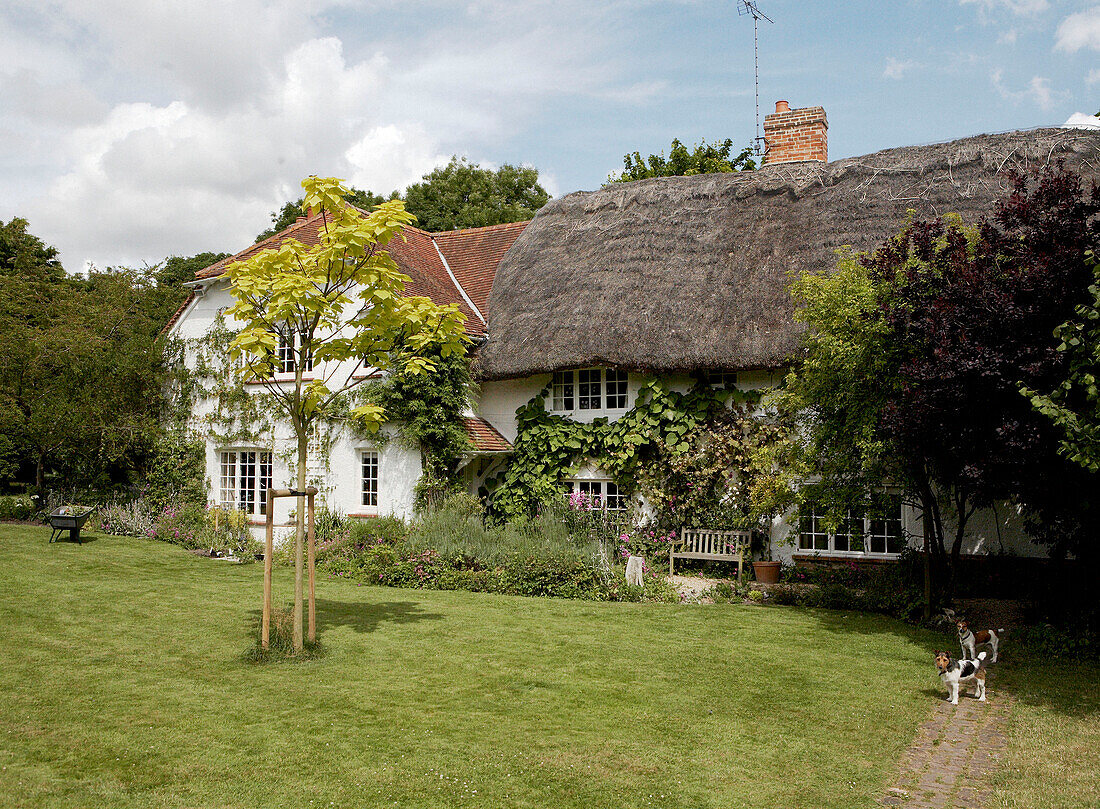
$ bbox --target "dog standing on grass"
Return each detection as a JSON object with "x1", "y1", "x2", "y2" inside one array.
[
  {"x1": 935, "y1": 650, "x2": 988, "y2": 704},
  {"x1": 957, "y1": 619, "x2": 1004, "y2": 663}
]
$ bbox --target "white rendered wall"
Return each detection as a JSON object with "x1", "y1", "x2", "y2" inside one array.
[{"x1": 168, "y1": 280, "x2": 423, "y2": 544}]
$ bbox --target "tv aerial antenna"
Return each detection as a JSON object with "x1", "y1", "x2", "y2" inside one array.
[{"x1": 737, "y1": 1, "x2": 773, "y2": 157}]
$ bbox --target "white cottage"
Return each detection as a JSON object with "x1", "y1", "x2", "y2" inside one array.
[{"x1": 166, "y1": 106, "x2": 1100, "y2": 562}]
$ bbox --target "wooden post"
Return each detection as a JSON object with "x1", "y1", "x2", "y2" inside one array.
[
  {"x1": 262, "y1": 489, "x2": 275, "y2": 650},
  {"x1": 307, "y1": 490, "x2": 316, "y2": 644}
]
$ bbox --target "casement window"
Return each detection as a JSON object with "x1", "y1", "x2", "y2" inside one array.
[
  {"x1": 798, "y1": 495, "x2": 905, "y2": 556},
  {"x1": 276, "y1": 329, "x2": 313, "y2": 375},
  {"x1": 550, "y1": 369, "x2": 629, "y2": 412},
  {"x1": 219, "y1": 450, "x2": 272, "y2": 515},
  {"x1": 361, "y1": 450, "x2": 379, "y2": 508},
  {"x1": 701, "y1": 371, "x2": 739, "y2": 388},
  {"x1": 564, "y1": 479, "x2": 626, "y2": 511}
]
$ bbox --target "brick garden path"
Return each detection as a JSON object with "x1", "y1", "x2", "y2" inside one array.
[{"x1": 881, "y1": 677, "x2": 1010, "y2": 809}]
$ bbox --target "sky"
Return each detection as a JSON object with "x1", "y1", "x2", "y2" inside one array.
[{"x1": 1, "y1": 0, "x2": 1098, "y2": 273}]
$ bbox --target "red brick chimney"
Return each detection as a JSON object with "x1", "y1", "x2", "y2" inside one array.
[{"x1": 763, "y1": 100, "x2": 828, "y2": 165}]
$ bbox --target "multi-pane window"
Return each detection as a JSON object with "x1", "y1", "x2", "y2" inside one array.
[
  {"x1": 219, "y1": 450, "x2": 272, "y2": 515},
  {"x1": 552, "y1": 371, "x2": 575, "y2": 411},
  {"x1": 605, "y1": 369, "x2": 628, "y2": 409},
  {"x1": 549, "y1": 369, "x2": 628, "y2": 412},
  {"x1": 702, "y1": 371, "x2": 739, "y2": 388},
  {"x1": 277, "y1": 330, "x2": 313, "y2": 375},
  {"x1": 578, "y1": 369, "x2": 602, "y2": 409},
  {"x1": 564, "y1": 480, "x2": 625, "y2": 511},
  {"x1": 798, "y1": 496, "x2": 904, "y2": 556},
  {"x1": 361, "y1": 451, "x2": 379, "y2": 508}
]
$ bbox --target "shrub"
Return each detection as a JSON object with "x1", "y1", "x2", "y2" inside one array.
[
  {"x1": 95, "y1": 498, "x2": 158, "y2": 538},
  {"x1": 0, "y1": 495, "x2": 39, "y2": 521}
]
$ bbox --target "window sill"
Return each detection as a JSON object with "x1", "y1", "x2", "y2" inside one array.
[
  {"x1": 244, "y1": 376, "x2": 316, "y2": 386},
  {"x1": 792, "y1": 552, "x2": 901, "y2": 564},
  {"x1": 347, "y1": 511, "x2": 379, "y2": 519}
]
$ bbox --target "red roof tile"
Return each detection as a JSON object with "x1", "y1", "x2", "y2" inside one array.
[
  {"x1": 433, "y1": 221, "x2": 528, "y2": 321},
  {"x1": 462, "y1": 416, "x2": 512, "y2": 453},
  {"x1": 187, "y1": 211, "x2": 526, "y2": 339}
]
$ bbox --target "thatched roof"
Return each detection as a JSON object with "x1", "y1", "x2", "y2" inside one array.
[{"x1": 475, "y1": 127, "x2": 1100, "y2": 381}]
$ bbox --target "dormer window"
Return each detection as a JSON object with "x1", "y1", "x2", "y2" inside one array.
[{"x1": 550, "y1": 369, "x2": 628, "y2": 412}]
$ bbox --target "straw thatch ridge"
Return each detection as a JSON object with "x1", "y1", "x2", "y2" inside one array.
[{"x1": 475, "y1": 127, "x2": 1100, "y2": 381}]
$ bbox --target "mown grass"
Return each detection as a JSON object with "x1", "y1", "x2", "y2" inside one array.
[
  {"x1": 990, "y1": 656, "x2": 1100, "y2": 808},
  {"x1": 1, "y1": 522, "x2": 1090, "y2": 808}
]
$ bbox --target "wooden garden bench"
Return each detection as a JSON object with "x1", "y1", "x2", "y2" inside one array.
[{"x1": 669, "y1": 528, "x2": 750, "y2": 582}]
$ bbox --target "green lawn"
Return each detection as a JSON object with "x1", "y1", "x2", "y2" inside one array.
[{"x1": 0, "y1": 523, "x2": 1088, "y2": 809}]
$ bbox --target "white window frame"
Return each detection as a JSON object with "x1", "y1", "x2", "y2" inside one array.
[
  {"x1": 797, "y1": 495, "x2": 905, "y2": 557},
  {"x1": 361, "y1": 450, "x2": 380, "y2": 509},
  {"x1": 701, "y1": 371, "x2": 739, "y2": 388},
  {"x1": 275, "y1": 328, "x2": 313, "y2": 376},
  {"x1": 219, "y1": 449, "x2": 272, "y2": 516},
  {"x1": 563, "y1": 479, "x2": 626, "y2": 511},
  {"x1": 549, "y1": 369, "x2": 629, "y2": 413}
]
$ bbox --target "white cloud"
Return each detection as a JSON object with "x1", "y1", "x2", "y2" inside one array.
[
  {"x1": 997, "y1": 29, "x2": 1019, "y2": 45},
  {"x1": 883, "y1": 57, "x2": 916, "y2": 80},
  {"x1": 1063, "y1": 112, "x2": 1100, "y2": 129},
  {"x1": 1056, "y1": 7, "x2": 1100, "y2": 52},
  {"x1": 0, "y1": 1, "x2": 663, "y2": 269},
  {"x1": 990, "y1": 69, "x2": 1064, "y2": 111},
  {"x1": 1087, "y1": 68, "x2": 1100, "y2": 85},
  {"x1": 960, "y1": 0, "x2": 1048, "y2": 15}
]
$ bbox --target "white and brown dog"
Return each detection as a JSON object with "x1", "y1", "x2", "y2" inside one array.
[
  {"x1": 957, "y1": 619, "x2": 1004, "y2": 663},
  {"x1": 935, "y1": 650, "x2": 987, "y2": 704}
]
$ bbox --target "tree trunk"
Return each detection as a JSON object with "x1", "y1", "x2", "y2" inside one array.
[
  {"x1": 36, "y1": 454, "x2": 44, "y2": 490},
  {"x1": 913, "y1": 469, "x2": 939, "y2": 621}
]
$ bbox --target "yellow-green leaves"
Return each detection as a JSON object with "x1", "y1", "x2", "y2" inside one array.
[{"x1": 223, "y1": 174, "x2": 468, "y2": 444}]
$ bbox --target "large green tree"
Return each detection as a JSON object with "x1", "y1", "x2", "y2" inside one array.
[
  {"x1": 608, "y1": 138, "x2": 756, "y2": 184},
  {"x1": 227, "y1": 175, "x2": 468, "y2": 650},
  {"x1": 403, "y1": 157, "x2": 549, "y2": 232}
]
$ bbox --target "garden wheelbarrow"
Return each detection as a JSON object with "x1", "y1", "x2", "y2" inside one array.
[{"x1": 47, "y1": 506, "x2": 95, "y2": 544}]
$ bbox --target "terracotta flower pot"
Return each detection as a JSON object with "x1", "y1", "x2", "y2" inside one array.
[{"x1": 752, "y1": 560, "x2": 781, "y2": 584}]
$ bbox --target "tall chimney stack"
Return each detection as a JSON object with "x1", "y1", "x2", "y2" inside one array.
[{"x1": 763, "y1": 101, "x2": 828, "y2": 165}]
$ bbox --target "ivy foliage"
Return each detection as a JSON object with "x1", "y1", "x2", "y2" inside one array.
[
  {"x1": 485, "y1": 377, "x2": 786, "y2": 529},
  {"x1": 370, "y1": 348, "x2": 473, "y2": 498}
]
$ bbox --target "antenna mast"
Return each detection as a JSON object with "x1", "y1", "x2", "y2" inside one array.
[{"x1": 737, "y1": 1, "x2": 773, "y2": 156}]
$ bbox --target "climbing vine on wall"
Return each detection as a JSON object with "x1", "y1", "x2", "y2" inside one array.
[
  {"x1": 485, "y1": 377, "x2": 788, "y2": 528},
  {"x1": 166, "y1": 314, "x2": 357, "y2": 495},
  {"x1": 369, "y1": 348, "x2": 472, "y2": 507}
]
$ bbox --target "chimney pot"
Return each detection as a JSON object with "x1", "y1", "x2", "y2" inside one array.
[{"x1": 775, "y1": 100, "x2": 790, "y2": 113}]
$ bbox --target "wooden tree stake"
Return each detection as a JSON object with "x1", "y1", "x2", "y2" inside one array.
[
  {"x1": 307, "y1": 491, "x2": 316, "y2": 644},
  {"x1": 262, "y1": 490, "x2": 275, "y2": 649}
]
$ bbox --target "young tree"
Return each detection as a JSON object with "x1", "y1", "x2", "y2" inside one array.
[
  {"x1": 608, "y1": 138, "x2": 756, "y2": 184},
  {"x1": 403, "y1": 157, "x2": 550, "y2": 232},
  {"x1": 255, "y1": 189, "x2": 398, "y2": 242},
  {"x1": 226, "y1": 176, "x2": 468, "y2": 650}
]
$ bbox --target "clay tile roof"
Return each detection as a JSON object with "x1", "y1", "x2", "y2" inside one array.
[
  {"x1": 462, "y1": 416, "x2": 512, "y2": 453},
  {"x1": 189, "y1": 210, "x2": 510, "y2": 337},
  {"x1": 432, "y1": 221, "x2": 529, "y2": 321}
]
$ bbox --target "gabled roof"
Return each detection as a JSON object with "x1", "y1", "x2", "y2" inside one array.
[
  {"x1": 180, "y1": 210, "x2": 527, "y2": 338},
  {"x1": 432, "y1": 221, "x2": 528, "y2": 322},
  {"x1": 474, "y1": 127, "x2": 1100, "y2": 380},
  {"x1": 462, "y1": 416, "x2": 512, "y2": 453}
]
